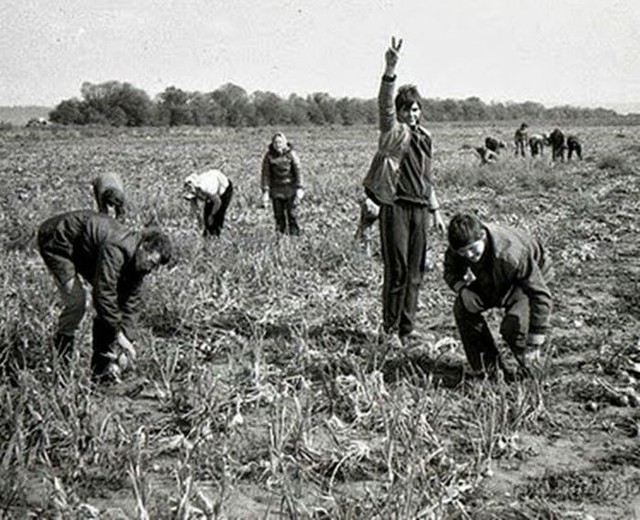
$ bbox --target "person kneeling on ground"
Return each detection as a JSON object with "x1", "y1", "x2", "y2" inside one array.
[
  {"x1": 37, "y1": 210, "x2": 173, "y2": 383},
  {"x1": 184, "y1": 169, "x2": 234, "y2": 238},
  {"x1": 443, "y1": 213, "x2": 552, "y2": 378}
]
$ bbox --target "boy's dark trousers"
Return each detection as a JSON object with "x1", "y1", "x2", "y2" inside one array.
[
  {"x1": 91, "y1": 317, "x2": 118, "y2": 377},
  {"x1": 204, "y1": 182, "x2": 233, "y2": 237},
  {"x1": 454, "y1": 287, "x2": 530, "y2": 371},
  {"x1": 272, "y1": 196, "x2": 300, "y2": 235},
  {"x1": 379, "y1": 201, "x2": 428, "y2": 337}
]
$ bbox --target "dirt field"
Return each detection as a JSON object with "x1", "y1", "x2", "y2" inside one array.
[{"x1": 1, "y1": 122, "x2": 639, "y2": 519}]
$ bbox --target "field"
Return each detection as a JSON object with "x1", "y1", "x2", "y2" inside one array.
[{"x1": 1, "y1": 122, "x2": 639, "y2": 519}]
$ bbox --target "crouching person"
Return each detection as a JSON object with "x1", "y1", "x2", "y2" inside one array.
[
  {"x1": 184, "y1": 169, "x2": 233, "y2": 237},
  {"x1": 92, "y1": 172, "x2": 126, "y2": 221},
  {"x1": 443, "y1": 213, "x2": 552, "y2": 378},
  {"x1": 37, "y1": 210, "x2": 173, "y2": 383}
]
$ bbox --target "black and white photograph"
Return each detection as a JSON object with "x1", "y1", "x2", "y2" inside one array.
[{"x1": 1, "y1": 0, "x2": 639, "y2": 517}]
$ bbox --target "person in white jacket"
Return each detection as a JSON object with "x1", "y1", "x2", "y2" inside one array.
[{"x1": 183, "y1": 169, "x2": 233, "y2": 237}]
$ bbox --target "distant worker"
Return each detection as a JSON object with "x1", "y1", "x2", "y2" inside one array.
[
  {"x1": 183, "y1": 169, "x2": 234, "y2": 237},
  {"x1": 476, "y1": 146, "x2": 498, "y2": 165},
  {"x1": 92, "y1": 172, "x2": 126, "y2": 221},
  {"x1": 37, "y1": 210, "x2": 172, "y2": 382},
  {"x1": 514, "y1": 123, "x2": 528, "y2": 157},
  {"x1": 261, "y1": 132, "x2": 304, "y2": 236},
  {"x1": 566, "y1": 135, "x2": 582, "y2": 160},
  {"x1": 548, "y1": 128, "x2": 566, "y2": 162},
  {"x1": 528, "y1": 134, "x2": 547, "y2": 158},
  {"x1": 485, "y1": 137, "x2": 506, "y2": 154},
  {"x1": 444, "y1": 213, "x2": 552, "y2": 378}
]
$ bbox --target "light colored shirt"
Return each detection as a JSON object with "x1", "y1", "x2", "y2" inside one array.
[{"x1": 184, "y1": 169, "x2": 229, "y2": 201}]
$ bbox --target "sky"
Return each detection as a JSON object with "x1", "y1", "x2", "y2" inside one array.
[{"x1": 2, "y1": 0, "x2": 639, "y2": 110}]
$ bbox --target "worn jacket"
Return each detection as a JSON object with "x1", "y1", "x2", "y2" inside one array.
[
  {"x1": 443, "y1": 224, "x2": 552, "y2": 334},
  {"x1": 37, "y1": 210, "x2": 145, "y2": 340},
  {"x1": 184, "y1": 169, "x2": 230, "y2": 201},
  {"x1": 261, "y1": 146, "x2": 302, "y2": 199},
  {"x1": 362, "y1": 75, "x2": 439, "y2": 208}
]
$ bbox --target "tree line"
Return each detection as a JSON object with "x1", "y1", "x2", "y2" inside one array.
[{"x1": 48, "y1": 80, "x2": 628, "y2": 127}]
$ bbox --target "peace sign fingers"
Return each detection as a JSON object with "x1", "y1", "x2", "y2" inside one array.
[{"x1": 391, "y1": 36, "x2": 403, "y2": 52}]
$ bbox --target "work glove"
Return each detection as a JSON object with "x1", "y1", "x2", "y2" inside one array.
[
  {"x1": 261, "y1": 191, "x2": 270, "y2": 209},
  {"x1": 460, "y1": 287, "x2": 484, "y2": 314}
]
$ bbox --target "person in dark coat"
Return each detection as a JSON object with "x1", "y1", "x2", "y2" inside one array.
[
  {"x1": 92, "y1": 172, "x2": 126, "y2": 221},
  {"x1": 37, "y1": 210, "x2": 172, "y2": 382},
  {"x1": 566, "y1": 135, "x2": 583, "y2": 160},
  {"x1": 485, "y1": 137, "x2": 506, "y2": 154},
  {"x1": 548, "y1": 128, "x2": 566, "y2": 162},
  {"x1": 261, "y1": 132, "x2": 304, "y2": 235},
  {"x1": 444, "y1": 213, "x2": 552, "y2": 378}
]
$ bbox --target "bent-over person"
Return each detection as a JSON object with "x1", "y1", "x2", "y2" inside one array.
[
  {"x1": 443, "y1": 213, "x2": 552, "y2": 378},
  {"x1": 93, "y1": 172, "x2": 126, "y2": 221},
  {"x1": 184, "y1": 169, "x2": 234, "y2": 237},
  {"x1": 37, "y1": 210, "x2": 172, "y2": 382}
]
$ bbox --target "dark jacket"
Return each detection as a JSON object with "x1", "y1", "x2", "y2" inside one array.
[
  {"x1": 261, "y1": 146, "x2": 302, "y2": 199},
  {"x1": 92, "y1": 172, "x2": 125, "y2": 216},
  {"x1": 37, "y1": 210, "x2": 144, "y2": 340},
  {"x1": 443, "y1": 224, "x2": 552, "y2": 334},
  {"x1": 362, "y1": 75, "x2": 439, "y2": 208}
]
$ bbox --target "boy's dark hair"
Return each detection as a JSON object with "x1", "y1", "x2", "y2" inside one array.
[
  {"x1": 395, "y1": 84, "x2": 422, "y2": 113},
  {"x1": 448, "y1": 213, "x2": 484, "y2": 249},
  {"x1": 140, "y1": 228, "x2": 173, "y2": 265}
]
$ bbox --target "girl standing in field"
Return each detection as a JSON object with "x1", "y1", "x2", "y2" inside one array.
[{"x1": 261, "y1": 132, "x2": 304, "y2": 236}]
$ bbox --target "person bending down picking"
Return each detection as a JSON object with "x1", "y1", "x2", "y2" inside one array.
[
  {"x1": 362, "y1": 37, "x2": 445, "y2": 350},
  {"x1": 443, "y1": 213, "x2": 553, "y2": 377},
  {"x1": 37, "y1": 210, "x2": 173, "y2": 383},
  {"x1": 184, "y1": 169, "x2": 234, "y2": 237},
  {"x1": 92, "y1": 171, "x2": 126, "y2": 221}
]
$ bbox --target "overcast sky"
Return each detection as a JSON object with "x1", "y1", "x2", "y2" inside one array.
[{"x1": 2, "y1": 0, "x2": 639, "y2": 109}]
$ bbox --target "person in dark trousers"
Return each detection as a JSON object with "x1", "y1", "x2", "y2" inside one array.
[
  {"x1": 37, "y1": 210, "x2": 172, "y2": 382},
  {"x1": 566, "y1": 135, "x2": 582, "y2": 160},
  {"x1": 261, "y1": 132, "x2": 304, "y2": 236},
  {"x1": 443, "y1": 213, "x2": 552, "y2": 378},
  {"x1": 362, "y1": 37, "x2": 445, "y2": 351},
  {"x1": 92, "y1": 172, "x2": 126, "y2": 221},
  {"x1": 548, "y1": 128, "x2": 566, "y2": 162},
  {"x1": 514, "y1": 123, "x2": 528, "y2": 157},
  {"x1": 184, "y1": 169, "x2": 234, "y2": 237}
]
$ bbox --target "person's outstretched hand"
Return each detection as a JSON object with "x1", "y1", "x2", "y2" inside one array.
[{"x1": 385, "y1": 36, "x2": 403, "y2": 72}]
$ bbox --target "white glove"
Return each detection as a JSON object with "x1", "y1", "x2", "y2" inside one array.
[
  {"x1": 460, "y1": 287, "x2": 484, "y2": 313},
  {"x1": 261, "y1": 192, "x2": 270, "y2": 209},
  {"x1": 294, "y1": 188, "x2": 305, "y2": 205}
]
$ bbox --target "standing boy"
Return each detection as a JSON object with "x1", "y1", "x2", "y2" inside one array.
[
  {"x1": 443, "y1": 213, "x2": 552, "y2": 377},
  {"x1": 184, "y1": 169, "x2": 234, "y2": 237},
  {"x1": 37, "y1": 210, "x2": 173, "y2": 382},
  {"x1": 362, "y1": 37, "x2": 445, "y2": 349}
]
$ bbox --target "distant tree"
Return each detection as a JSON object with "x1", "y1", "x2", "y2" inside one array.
[
  {"x1": 212, "y1": 83, "x2": 253, "y2": 127},
  {"x1": 156, "y1": 86, "x2": 193, "y2": 126},
  {"x1": 79, "y1": 81, "x2": 154, "y2": 126},
  {"x1": 49, "y1": 98, "x2": 86, "y2": 125}
]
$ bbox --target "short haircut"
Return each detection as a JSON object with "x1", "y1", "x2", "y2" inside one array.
[
  {"x1": 140, "y1": 228, "x2": 173, "y2": 265},
  {"x1": 448, "y1": 213, "x2": 485, "y2": 250},
  {"x1": 395, "y1": 84, "x2": 422, "y2": 113}
]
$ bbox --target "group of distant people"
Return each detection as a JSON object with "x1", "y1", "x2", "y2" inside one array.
[
  {"x1": 476, "y1": 123, "x2": 583, "y2": 164},
  {"x1": 35, "y1": 36, "x2": 554, "y2": 385}
]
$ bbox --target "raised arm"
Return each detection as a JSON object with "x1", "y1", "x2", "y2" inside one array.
[{"x1": 378, "y1": 36, "x2": 403, "y2": 133}]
